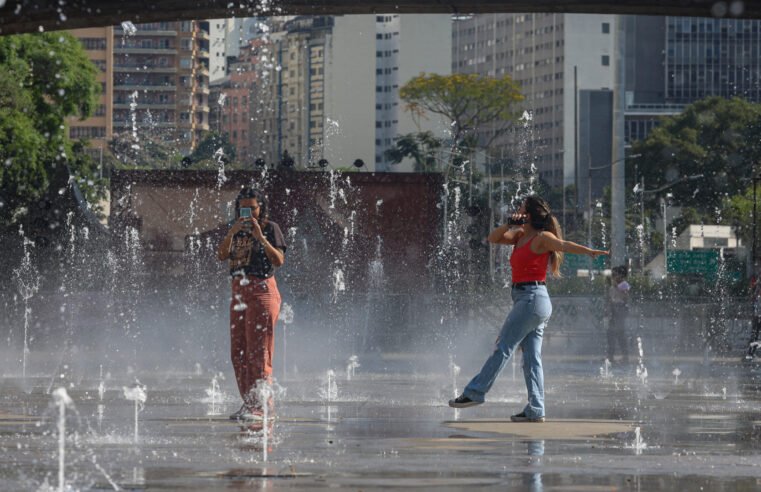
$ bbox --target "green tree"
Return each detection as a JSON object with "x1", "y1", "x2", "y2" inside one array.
[
  {"x1": 109, "y1": 133, "x2": 182, "y2": 169},
  {"x1": 0, "y1": 33, "x2": 99, "y2": 224},
  {"x1": 397, "y1": 73, "x2": 523, "y2": 169},
  {"x1": 188, "y1": 131, "x2": 236, "y2": 165},
  {"x1": 384, "y1": 131, "x2": 441, "y2": 172},
  {"x1": 631, "y1": 96, "x2": 761, "y2": 213}
]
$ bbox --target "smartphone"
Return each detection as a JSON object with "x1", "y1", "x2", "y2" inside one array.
[{"x1": 239, "y1": 207, "x2": 252, "y2": 219}]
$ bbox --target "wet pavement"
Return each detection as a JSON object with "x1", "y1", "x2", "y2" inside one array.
[{"x1": 2, "y1": 355, "x2": 761, "y2": 491}]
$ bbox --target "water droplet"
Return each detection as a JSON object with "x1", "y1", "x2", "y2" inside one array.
[{"x1": 120, "y1": 20, "x2": 137, "y2": 36}]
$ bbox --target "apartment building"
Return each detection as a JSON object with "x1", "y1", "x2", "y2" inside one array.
[
  {"x1": 210, "y1": 38, "x2": 264, "y2": 161},
  {"x1": 67, "y1": 27, "x2": 115, "y2": 162},
  {"x1": 111, "y1": 20, "x2": 210, "y2": 153},
  {"x1": 251, "y1": 15, "x2": 451, "y2": 172}
]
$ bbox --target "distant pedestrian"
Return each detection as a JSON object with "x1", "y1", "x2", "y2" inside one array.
[
  {"x1": 449, "y1": 195, "x2": 608, "y2": 422},
  {"x1": 217, "y1": 188, "x2": 287, "y2": 422},
  {"x1": 746, "y1": 280, "x2": 761, "y2": 359},
  {"x1": 607, "y1": 266, "x2": 630, "y2": 364}
]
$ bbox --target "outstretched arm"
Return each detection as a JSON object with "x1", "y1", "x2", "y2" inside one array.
[{"x1": 536, "y1": 231, "x2": 608, "y2": 256}]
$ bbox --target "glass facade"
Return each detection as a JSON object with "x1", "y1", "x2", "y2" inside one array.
[{"x1": 665, "y1": 17, "x2": 761, "y2": 104}]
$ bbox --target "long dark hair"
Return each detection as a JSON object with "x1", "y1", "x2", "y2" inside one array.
[
  {"x1": 524, "y1": 195, "x2": 563, "y2": 277},
  {"x1": 235, "y1": 187, "x2": 269, "y2": 225}
]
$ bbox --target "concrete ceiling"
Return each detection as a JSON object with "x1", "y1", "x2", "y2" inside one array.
[{"x1": 0, "y1": 1, "x2": 757, "y2": 36}]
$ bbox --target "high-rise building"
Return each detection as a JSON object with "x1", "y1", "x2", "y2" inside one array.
[
  {"x1": 112, "y1": 20, "x2": 210, "y2": 153},
  {"x1": 625, "y1": 16, "x2": 761, "y2": 144},
  {"x1": 67, "y1": 27, "x2": 115, "y2": 162},
  {"x1": 206, "y1": 18, "x2": 270, "y2": 83},
  {"x1": 251, "y1": 15, "x2": 451, "y2": 172},
  {"x1": 210, "y1": 38, "x2": 263, "y2": 162},
  {"x1": 452, "y1": 13, "x2": 616, "y2": 194}
]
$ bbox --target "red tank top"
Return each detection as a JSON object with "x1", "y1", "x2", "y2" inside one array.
[{"x1": 510, "y1": 235, "x2": 550, "y2": 283}]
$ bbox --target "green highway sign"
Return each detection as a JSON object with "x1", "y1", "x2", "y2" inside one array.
[
  {"x1": 666, "y1": 250, "x2": 719, "y2": 276},
  {"x1": 561, "y1": 253, "x2": 607, "y2": 274}
]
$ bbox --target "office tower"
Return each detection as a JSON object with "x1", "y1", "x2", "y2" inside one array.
[{"x1": 452, "y1": 13, "x2": 616, "y2": 195}]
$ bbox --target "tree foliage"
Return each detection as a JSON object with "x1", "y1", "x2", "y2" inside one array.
[
  {"x1": 384, "y1": 131, "x2": 442, "y2": 172},
  {"x1": 0, "y1": 33, "x2": 100, "y2": 224},
  {"x1": 188, "y1": 131, "x2": 236, "y2": 164},
  {"x1": 109, "y1": 133, "x2": 182, "y2": 169},
  {"x1": 631, "y1": 96, "x2": 761, "y2": 213},
  {"x1": 399, "y1": 73, "x2": 523, "y2": 157}
]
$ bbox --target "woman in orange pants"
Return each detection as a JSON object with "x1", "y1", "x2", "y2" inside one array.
[{"x1": 217, "y1": 188, "x2": 286, "y2": 421}]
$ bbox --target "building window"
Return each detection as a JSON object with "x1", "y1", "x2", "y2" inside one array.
[
  {"x1": 69, "y1": 126, "x2": 106, "y2": 139},
  {"x1": 601, "y1": 55, "x2": 610, "y2": 66},
  {"x1": 602, "y1": 22, "x2": 610, "y2": 34},
  {"x1": 180, "y1": 58, "x2": 192, "y2": 69},
  {"x1": 79, "y1": 38, "x2": 106, "y2": 50}
]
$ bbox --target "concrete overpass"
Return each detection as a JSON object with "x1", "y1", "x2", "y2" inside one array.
[{"x1": 0, "y1": 0, "x2": 758, "y2": 35}]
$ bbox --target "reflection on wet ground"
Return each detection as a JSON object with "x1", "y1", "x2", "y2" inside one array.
[{"x1": 1, "y1": 356, "x2": 761, "y2": 490}]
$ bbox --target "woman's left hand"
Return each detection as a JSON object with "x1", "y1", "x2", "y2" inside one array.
[
  {"x1": 589, "y1": 249, "x2": 609, "y2": 257},
  {"x1": 250, "y1": 218, "x2": 265, "y2": 242}
]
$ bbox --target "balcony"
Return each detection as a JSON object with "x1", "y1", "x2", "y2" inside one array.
[
  {"x1": 114, "y1": 47, "x2": 177, "y2": 55},
  {"x1": 113, "y1": 102, "x2": 176, "y2": 110},
  {"x1": 196, "y1": 49, "x2": 210, "y2": 59},
  {"x1": 196, "y1": 30, "x2": 210, "y2": 40},
  {"x1": 114, "y1": 120, "x2": 176, "y2": 128},
  {"x1": 114, "y1": 84, "x2": 177, "y2": 91},
  {"x1": 198, "y1": 85, "x2": 210, "y2": 95},
  {"x1": 114, "y1": 28, "x2": 177, "y2": 36},
  {"x1": 196, "y1": 65, "x2": 209, "y2": 75},
  {"x1": 114, "y1": 65, "x2": 177, "y2": 73}
]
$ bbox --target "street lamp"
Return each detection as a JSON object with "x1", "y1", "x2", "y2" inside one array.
[
  {"x1": 753, "y1": 173, "x2": 761, "y2": 275},
  {"x1": 637, "y1": 173, "x2": 704, "y2": 277},
  {"x1": 586, "y1": 153, "x2": 641, "y2": 252}
]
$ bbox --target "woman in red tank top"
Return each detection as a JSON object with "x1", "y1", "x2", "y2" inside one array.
[{"x1": 449, "y1": 195, "x2": 607, "y2": 422}]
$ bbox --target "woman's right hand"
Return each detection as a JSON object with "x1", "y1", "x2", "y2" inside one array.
[
  {"x1": 588, "y1": 249, "x2": 609, "y2": 257},
  {"x1": 507, "y1": 212, "x2": 527, "y2": 227},
  {"x1": 229, "y1": 218, "x2": 248, "y2": 236}
]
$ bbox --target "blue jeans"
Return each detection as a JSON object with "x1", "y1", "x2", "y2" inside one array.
[{"x1": 463, "y1": 284, "x2": 552, "y2": 418}]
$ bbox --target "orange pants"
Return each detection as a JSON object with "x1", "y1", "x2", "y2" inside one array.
[{"x1": 229, "y1": 275, "x2": 281, "y2": 408}]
